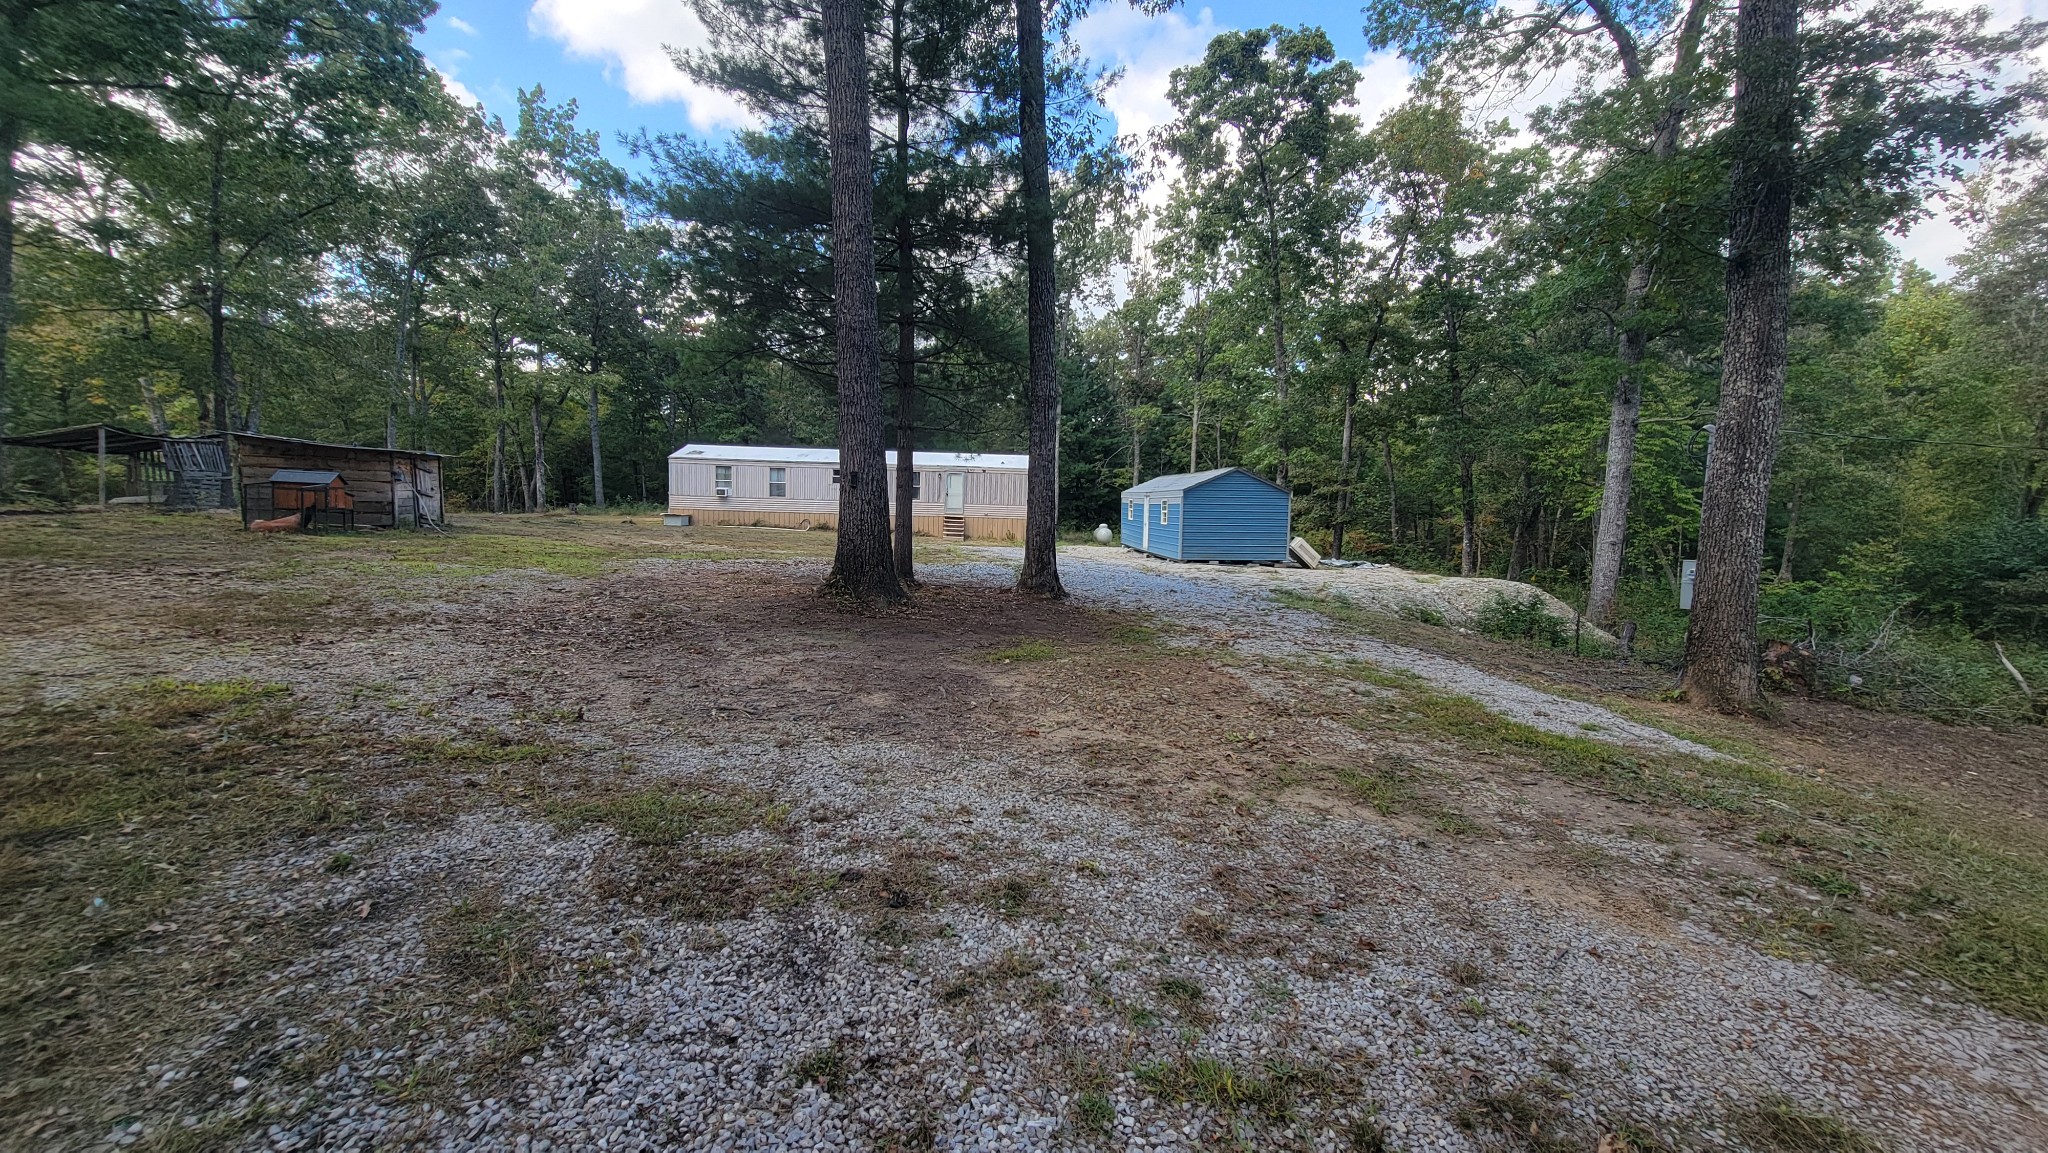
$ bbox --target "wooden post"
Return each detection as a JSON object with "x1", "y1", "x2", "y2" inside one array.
[{"x1": 97, "y1": 425, "x2": 107, "y2": 510}]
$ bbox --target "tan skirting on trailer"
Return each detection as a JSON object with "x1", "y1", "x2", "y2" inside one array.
[{"x1": 669, "y1": 507, "x2": 1025, "y2": 541}]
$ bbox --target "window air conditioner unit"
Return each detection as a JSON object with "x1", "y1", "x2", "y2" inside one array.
[{"x1": 714, "y1": 486, "x2": 732, "y2": 498}]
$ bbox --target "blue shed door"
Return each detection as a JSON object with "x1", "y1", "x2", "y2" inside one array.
[{"x1": 1141, "y1": 501, "x2": 1151, "y2": 551}]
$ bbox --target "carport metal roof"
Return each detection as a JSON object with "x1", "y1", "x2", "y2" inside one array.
[{"x1": 0, "y1": 423, "x2": 170, "y2": 455}]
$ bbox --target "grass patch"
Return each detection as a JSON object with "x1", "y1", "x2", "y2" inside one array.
[
  {"x1": 980, "y1": 872, "x2": 1047, "y2": 918},
  {"x1": 1333, "y1": 666, "x2": 2048, "y2": 1022},
  {"x1": 1272, "y1": 587, "x2": 1380, "y2": 629},
  {"x1": 572, "y1": 785, "x2": 820, "y2": 920},
  {"x1": 988, "y1": 639, "x2": 1057, "y2": 663},
  {"x1": 423, "y1": 892, "x2": 559, "y2": 1068},
  {"x1": 1073, "y1": 1090, "x2": 1115, "y2": 1136},
  {"x1": 791, "y1": 1042, "x2": 851, "y2": 1097},
  {"x1": 1730, "y1": 1097, "x2": 1884, "y2": 1152},
  {"x1": 1451, "y1": 1079, "x2": 1582, "y2": 1153},
  {"x1": 549, "y1": 786, "x2": 791, "y2": 843},
  {"x1": 0, "y1": 678, "x2": 342, "y2": 1146},
  {"x1": 1337, "y1": 764, "x2": 1414, "y2": 816},
  {"x1": 937, "y1": 949, "x2": 1047, "y2": 1006},
  {"x1": 1134, "y1": 1053, "x2": 1326, "y2": 1123}
]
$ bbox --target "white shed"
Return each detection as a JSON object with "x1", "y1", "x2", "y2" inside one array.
[{"x1": 666, "y1": 444, "x2": 1029, "y2": 540}]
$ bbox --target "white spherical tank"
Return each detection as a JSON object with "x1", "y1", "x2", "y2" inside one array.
[{"x1": 1093, "y1": 523, "x2": 1113, "y2": 544}]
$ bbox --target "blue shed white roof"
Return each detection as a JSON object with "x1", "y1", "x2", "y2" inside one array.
[
  {"x1": 1123, "y1": 466, "x2": 1284, "y2": 498},
  {"x1": 670, "y1": 443, "x2": 1029, "y2": 471}
]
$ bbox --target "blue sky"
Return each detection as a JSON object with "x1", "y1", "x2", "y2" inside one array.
[
  {"x1": 418, "y1": 0, "x2": 1396, "y2": 146},
  {"x1": 417, "y1": 0, "x2": 2035, "y2": 274}
]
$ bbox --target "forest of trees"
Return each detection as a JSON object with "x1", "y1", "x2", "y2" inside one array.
[{"x1": 5, "y1": 0, "x2": 2046, "y2": 718}]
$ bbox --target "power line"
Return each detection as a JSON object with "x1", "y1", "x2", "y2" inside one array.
[{"x1": 1784, "y1": 426, "x2": 2048, "y2": 454}]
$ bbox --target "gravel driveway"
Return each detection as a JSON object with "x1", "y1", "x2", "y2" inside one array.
[
  {"x1": 12, "y1": 529, "x2": 2045, "y2": 1153},
  {"x1": 945, "y1": 548, "x2": 1716, "y2": 758}
]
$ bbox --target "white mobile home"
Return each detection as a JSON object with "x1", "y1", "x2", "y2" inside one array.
[{"x1": 667, "y1": 444, "x2": 1029, "y2": 540}]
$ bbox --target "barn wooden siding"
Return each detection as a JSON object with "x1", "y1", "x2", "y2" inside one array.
[
  {"x1": 232, "y1": 435, "x2": 444, "y2": 529},
  {"x1": 668, "y1": 460, "x2": 1027, "y2": 540}
]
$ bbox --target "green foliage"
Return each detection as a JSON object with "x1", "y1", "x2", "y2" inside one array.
[
  {"x1": 1902, "y1": 519, "x2": 2048, "y2": 639},
  {"x1": 1473, "y1": 592, "x2": 1568, "y2": 647}
]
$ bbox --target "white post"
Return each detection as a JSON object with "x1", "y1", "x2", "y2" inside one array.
[{"x1": 97, "y1": 425, "x2": 108, "y2": 510}]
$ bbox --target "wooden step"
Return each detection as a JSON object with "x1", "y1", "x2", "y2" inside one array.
[{"x1": 942, "y1": 515, "x2": 967, "y2": 541}]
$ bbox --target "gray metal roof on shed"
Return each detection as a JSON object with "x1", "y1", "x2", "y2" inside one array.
[
  {"x1": 268, "y1": 469, "x2": 344, "y2": 486},
  {"x1": 1122, "y1": 466, "x2": 1285, "y2": 499},
  {"x1": 0, "y1": 423, "x2": 169, "y2": 455}
]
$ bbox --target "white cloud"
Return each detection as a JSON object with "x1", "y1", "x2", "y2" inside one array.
[
  {"x1": 528, "y1": 0, "x2": 752, "y2": 132},
  {"x1": 446, "y1": 15, "x2": 478, "y2": 35},
  {"x1": 430, "y1": 59, "x2": 483, "y2": 107},
  {"x1": 1351, "y1": 50, "x2": 1415, "y2": 134},
  {"x1": 1896, "y1": 202, "x2": 1974, "y2": 279},
  {"x1": 1072, "y1": 3, "x2": 1221, "y2": 146}
]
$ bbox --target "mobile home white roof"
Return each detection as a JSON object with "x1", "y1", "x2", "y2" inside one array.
[{"x1": 669, "y1": 443, "x2": 1029, "y2": 471}]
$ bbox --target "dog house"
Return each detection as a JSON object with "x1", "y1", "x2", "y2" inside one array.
[{"x1": 250, "y1": 469, "x2": 356, "y2": 530}]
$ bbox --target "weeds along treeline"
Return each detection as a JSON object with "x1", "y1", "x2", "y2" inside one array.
[{"x1": 3, "y1": 0, "x2": 2046, "y2": 717}]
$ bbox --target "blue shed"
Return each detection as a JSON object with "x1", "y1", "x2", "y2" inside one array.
[{"x1": 1119, "y1": 466, "x2": 1291, "y2": 563}]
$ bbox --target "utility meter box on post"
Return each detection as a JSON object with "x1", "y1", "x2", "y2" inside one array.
[{"x1": 1680, "y1": 559, "x2": 1698, "y2": 610}]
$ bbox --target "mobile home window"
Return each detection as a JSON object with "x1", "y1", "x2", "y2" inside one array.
[
  {"x1": 831, "y1": 468, "x2": 840, "y2": 485},
  {"x1": 911, "y1": 472, "x2": 923, "y2": 500},
  {"x1": 715, "y1": 464, "x2": 733, "y2": 490},
  {"x1": 768, "y1": 467, "x2": 788, "y2": 498},
  {"x1": 1159, "y1": 502, "x2": 1169, "y2": 525}
]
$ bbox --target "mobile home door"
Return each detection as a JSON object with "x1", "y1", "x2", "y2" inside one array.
[{"x1": 944, "y1": 472, "x2": 965, "y2": 513}]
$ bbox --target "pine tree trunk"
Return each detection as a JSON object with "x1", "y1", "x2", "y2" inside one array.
[
  {"x1": 0, "y1": 113, "x2": 14, "y2": 497},
  {"x1": 1460, "y1": 455, "x2": 1477, "y2": 576},
  {"x1": 1508, "y1": 473, "x2": 1529, "y2": 581},
  {"x1": 1014, "y1": 0, "x2": 1064, "y2": 597},
  {"x1": 890, "y1": 0, "x2": 919, "y2": 583},
  {"x1": 1335, "y1": 349, "x2": 1357, "y2": 560},
  {"x1": 531, "y1": 379, "x2": 548, "y2": 513},
  {"x1": 1446, "y1": 309, "x2": 1475, "y2": 575},
  {"x1": 387, "y1": 269, "x2": 412, "y2": 450},
  {"x1": 1383, "y1": 433, "x2": 1399, "y2": 544},
  {"x1": 490, "y1": 319, "x2": 508, "y2": 513},
  {"x1": 1682, "y1": 0, "x2": 1800, "y2": 712},
  {"x1": 1189, "y1": 395, "x2": 1199, "y2": 473},
  {"x1": 587, "y1": 369, "x2": 605, "y2": 508},
  {"x1": 822, "y1": 0, "x2": 903, "y2": 602},
  {"x1": 207, "y1": 133, "x2": 240, "y2": 433},
  {"x1": 1271, "y1": 282, "x2": 1289, "y2": 490}
]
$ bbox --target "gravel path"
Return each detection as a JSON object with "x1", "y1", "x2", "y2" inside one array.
[
  {"x1": 188, "y1": 728, "x2": 2048, "y2": 1153},
  {"x1": 23, "y1": 544, "x2": 2048, "y2": 1152},
  {"x1": 939, "y1": 549, "x2": 1717, "y2": 759}
]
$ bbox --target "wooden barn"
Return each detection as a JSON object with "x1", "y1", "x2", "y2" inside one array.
[
  {"x1": 667, "y1": 443, "x2": 1028, "y2": 540},
  {"x1": 232, "y1": 434, "x2": 443, "y2": 529}
]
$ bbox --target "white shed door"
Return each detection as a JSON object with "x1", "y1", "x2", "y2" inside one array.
[{"x1": 1141, "y1": 502, "x2": 1151, "y2": 550}]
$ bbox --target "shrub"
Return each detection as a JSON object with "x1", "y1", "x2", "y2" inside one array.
[
  {"x1": 1474, "y1": 592, "x2": 1567, "y2": 647},
  {"x1": 1903, "y1": 518, "x2": 2048, "y2": 640}
]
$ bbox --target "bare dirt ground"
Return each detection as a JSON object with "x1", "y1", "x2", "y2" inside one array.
[{"x1": 3, "y1": 513, "x2": 2045, "y2": 1153}]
